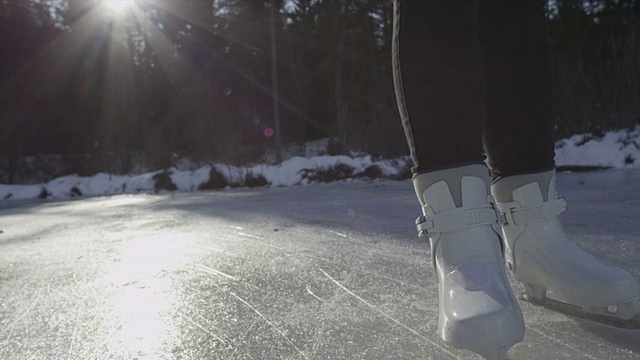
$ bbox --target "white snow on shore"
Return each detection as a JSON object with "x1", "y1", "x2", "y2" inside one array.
[
  {"x1": 554, "y1": 127, "x2": 639, "y2": 168},
  {"x1": 1, "y1": 127, "x2": 638, "y2": 201}
]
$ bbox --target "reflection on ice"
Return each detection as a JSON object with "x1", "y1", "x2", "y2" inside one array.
[
  {"x1": 100, "y1": 195, "x2": 149, "y2": 207},
  {"x1": 102, "y1": 234, "x2": 195, "y2": 358},
  {"x1": 109, "y1": 285, "x2": 169, "y2": 356}
]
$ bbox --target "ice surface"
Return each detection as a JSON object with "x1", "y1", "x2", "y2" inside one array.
[{"x1": 0, "y1": 170, "x2": 638, "y2": 359}]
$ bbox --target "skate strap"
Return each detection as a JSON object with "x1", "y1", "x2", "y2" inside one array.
[
  {"x1": 500, "y1": 197, "x2": 567, "y2": 226},
  {"x1": 416, "y1": 204, "x2": 498, "y2": 237}
]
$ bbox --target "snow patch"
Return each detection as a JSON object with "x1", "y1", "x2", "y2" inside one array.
[
  {"x1": 1, "y1": 128, "x2": 638, "y2": 201},
  {"x1": 554, "y1": 127, "x2": 639, "y2": 169}
]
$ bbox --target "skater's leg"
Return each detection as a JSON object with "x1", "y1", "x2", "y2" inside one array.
[
  {"x1": 479, "y1": 0, "x2": 640, "y2": 324},
  {"x1": 394, "y1": 0, "x2": 638, "y2": 333},
  {"x1": 392, "y1": 2, "x2": 525, "y2": 358},
  {"x1": 392, "y1": 0, "x2": 485, "y2": 173},
  {"x1": 479, "y1": 0, "x2": 640, "y2": 320},
  {"x1": 478, "y1": 0, "x2": 555, "y2": 178}
]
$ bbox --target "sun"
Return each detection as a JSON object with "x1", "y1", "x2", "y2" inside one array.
[{"x1": 102, "y1": 0, "x2": 135, "y2": 13}]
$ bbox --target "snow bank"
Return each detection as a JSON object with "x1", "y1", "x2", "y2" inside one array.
[
  {"x1": 554, "y1": 127, "x2": 639, "y2": 169},
  {"x1": 0, "y1": 155, "x2": 411, "y2": 201},
  {"x1": 1, "y1": 128, "x2": 638, "y2": 201}
]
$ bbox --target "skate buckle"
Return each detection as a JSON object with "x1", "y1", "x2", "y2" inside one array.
[
  {"x1": 499, "y1": 211, "x2": 510, "y2": 225},
  {"x1": 415, "y1": 215, "x2": 431, "y2": 238},
  {"x1": 415, "y1": 205, "x2": 499, "y2": 238},
  {"x1": 499, "y1": 197, "x2": 567, "y2": 226}
]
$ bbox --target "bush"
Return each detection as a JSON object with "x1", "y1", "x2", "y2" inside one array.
[
  {"x1": 301, "y1": 163, "x2": 355, "y2": 183},
  {"x1": 198, "y1": 167, "x2": 228, "y2": 190},
  {"x1": 153, "y1": 171, "x2": 178, "y2": 192},
  {"x1": 358, "y1": 165, "x2": 384, "y2": 179},
  {"x1": 244, "y1": 172, "x2": 269, "y2": 188},
  {"x1": 38, "y1": 187, "x2": 51, "y2": 199}
]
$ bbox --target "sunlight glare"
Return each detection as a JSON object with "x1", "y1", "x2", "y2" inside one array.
[
  {"x1": 103, "y1": 0, "x2": 135, "y2": 13},
  {"x1": 102, "y1": 234, "x2": 197, "y2": 357}
]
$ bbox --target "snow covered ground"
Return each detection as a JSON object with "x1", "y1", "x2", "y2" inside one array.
[{"x1": 1, "y1": 127, "x2": 638, "y2": 201}]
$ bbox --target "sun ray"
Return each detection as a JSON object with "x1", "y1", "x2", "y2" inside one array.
[
  {"x1": 101, "y1": 3, "x2": 137, "y2": 151},
  {"x1": 0, "y1": 0, "x2": 327, "y2": 155},
  {"x1": 0, "y1": 5, "x2": 107, "y2": 141},
  {"x1": 144, "y1": 0, "x2": 263, "y2": 54},
  {"x1": 131, "y1": 1, "x2": 325, "y2": 132},
  {"x1": 130, "y1": 4, "x2": 199, "y2": 86}
]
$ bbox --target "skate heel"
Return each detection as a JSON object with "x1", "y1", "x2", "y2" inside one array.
[
  {"x1": 584, "y1": 297, "x2": 640, "y2": 320},
  {"x1": 523, "y1": 283, "x2": 546, "y2": 300},
  {"x1": 474, "y1": 344, "x2": 513, "y2": 360},
  {"x1": 612, "y1": 298, "x2": 640, "y2": 320}
]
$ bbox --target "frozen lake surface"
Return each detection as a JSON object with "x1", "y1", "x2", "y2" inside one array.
[{"x1": 1, "y1": 170, "x2": 639, "y2": 359}]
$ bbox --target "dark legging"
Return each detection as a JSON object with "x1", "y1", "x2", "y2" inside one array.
[{"x1": 393, "y1": 0, "x2": 556, "y2": 178}]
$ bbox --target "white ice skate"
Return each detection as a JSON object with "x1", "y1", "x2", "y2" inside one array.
[
  {"x1": 492, "y1": 170, "x2": 640, "y2": 327},
  {"x1": 414, "y1": 164, "x2": 524, "y2": 360}
]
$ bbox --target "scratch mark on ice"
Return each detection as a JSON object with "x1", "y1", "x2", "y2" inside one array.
[
  {"x1": 3, "y1": 294, "x2": 40, "y2": 339},
  {"x1": 191, "y1": 243, "x2": 239, "y2": 257},
  {"x1": 229, "y1": 320, "x2": 259, "y2": 360},
  {"x1": 67, "y1": 319, "x2": 79, "y2": 360},
  {"x1": 237, "y1": 232, "x2": 264, "y2": 240},
  {"x1": 182, "y1": 313, "x2": 227, "y2": 344},
  {"x1": 528, "y1": 326, "x2": 598, "y2": 359},
  {"x1": 230, "y1": 292, "x2": 309, "y2": 360},
  {"x1": 319, "y1": 268, "x2": 458, "y2": 359},
  {"x1": 327, "y1": 230, "x2": 348, "y2": 238},
  {"x1": 306, "y1": 285, "x2": 326, "y2": 303},
  {"x1": 194, "y1": 264, "x2": 237, "y2": 281}
]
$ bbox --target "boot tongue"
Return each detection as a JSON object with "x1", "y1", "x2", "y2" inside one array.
[
  {"x1": 413, "y1": 164, "x2": 491, "y2": 209},
  {"x1": 423, "y1": 181, "x2": 457, "y2": 212},
  {"x1": 512, "y1": 182, "x2": 544, "y2": 206},
  {"x1": 422, "y1": 175, "x2": 489, "y2": 213},
  {"x1": 461, "y1": 175, "x2": 488, "y2": 207},
  {"x1": 492, "y1": 170, "x2": 556, "y2": 203}
]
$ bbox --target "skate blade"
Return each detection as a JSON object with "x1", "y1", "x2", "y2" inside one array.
[
  {"x1": 474, "y1": 345, "x2": 510, "y2": 360},
  {"x1": 521, "y1": 293, "x2": 640, "y2": 330}
]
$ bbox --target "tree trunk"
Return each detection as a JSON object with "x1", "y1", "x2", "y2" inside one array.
[
  {"x1": 335, "y1": 0, "x2": 348, "y2": 154},
  {"x1": 270, "y1": 0, "x2": 283, "y2": 163}
]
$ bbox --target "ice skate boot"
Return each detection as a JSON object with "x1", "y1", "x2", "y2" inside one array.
[
  {"x1": 414, "y1": 164, "x2": 524, "y2": 360},
  {"x1": 492, "y1": 170, "x2": 640, "y2": 327}
]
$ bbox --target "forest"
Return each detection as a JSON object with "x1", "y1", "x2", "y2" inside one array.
[{"x1": 1, "y1": 0, "x2": 639, "y2": 183}]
